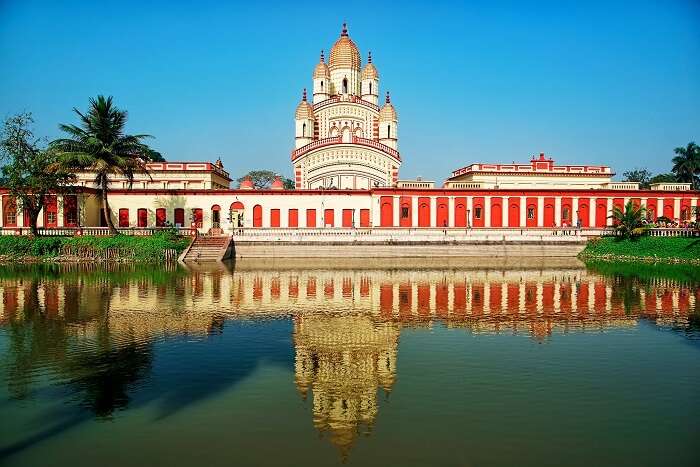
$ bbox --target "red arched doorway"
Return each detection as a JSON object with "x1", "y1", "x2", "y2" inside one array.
[
  {"x1": 380, "y1": 196, "x2": 393, "y2": 227},
  {"x1": 454, "y1": 198, "x2": 466, "y2": 227},
  {"x1": 578, "y1": 202, "x2": 589, "y2": 227},
  {"x1": 490, "y1": 198, "x2": 502, "y2": 227},
  {"x1": 174, "y1": 208, "x2": 185, "y2": 227},
  {"x1": 508, "y1": 197, "x2": 520, "y2": 227},
  {"x1": 192, "y1": 208, "x2": 203, "y2": 228},
  {"x1": 253, "y1": 205, "x2": 263, "y2": 227},
  {"x1": 137, "y1": 208, "x2": 148, "y2": 227},
  {"x1": 399, "y1": 196, "x2": 412, "y2": 227},
  {"x1": 418, "y1": 197, "x2": 430, "y2": 227},
  {"x1": 595, "y1": 199, "x2": 607, "y2": 227},
  {"x1": 211, "y1": 204, "x2": 221, "y2": 228},
  {"x1": 543, "y1": 200, "x2": 555, "y2": 227},
  {"x1": 436, "y1": 197, "x2": 448, "y2": 227},
  {"x1": 230, "y1": 201, "x2": 244, "y2": 228}
]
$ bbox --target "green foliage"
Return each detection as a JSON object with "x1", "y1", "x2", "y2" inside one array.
[
  {"x1": 581, "y1": 236, "x2": 700, "y2": 262},
  {"x1": 622, "y1": 168, "x2": 652, "y2": 189},
  {"x1": 50, "y1": 95, "x2": 157, "y2": 232},
  {"x1": 237, "y1": 169, "x2": 294, "y2": 189},
  {"x1": 671, "y1": 141, "x2": 700, "y2": 189},
  {"x1": 649, "y1": 173, "x2": 677, "y2": 184},
  {"x1": 609, "y1": 200, "x2": 649, "y2": 238},
  {"x1": 0, "y1": 233, "x2": 189, "y2": 262},
  {"x1": 0, "y1": 113, "x2": 76, "y2": 235}
]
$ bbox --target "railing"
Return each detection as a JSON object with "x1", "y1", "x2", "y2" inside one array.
[
  {"x1": 291, "y1": 136, "x2": 342, "y2": 160},
  {"x1": 312, "y1": 94, "x2": 380, "y2": 112},
  {"x1": 647, "y1": 228, "x2": 699, "y2": 237},
  {"x1": 291, "y1": 136, "x2": 401, "y2": 162},
  {"x1": 0, "y1": 226, "x2": 198, "y2": 237},
  {"x1": 649, "y1": 183, "x2": 692, "y2": 191}
]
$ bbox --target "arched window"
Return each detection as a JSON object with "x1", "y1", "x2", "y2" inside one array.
[
  {"x1": 320, "y1": 80, "x2": 323, "y2": 90},
  {"x1": 137, "y1": 208, "x2": 148, "y2": 227},
  {"x1": 302, "y1": 122, "x2": 306, "y2": 136},
  {"x1": 387, "y1": 125, "x2": 391, "y2": 139},
  {"x1": 174, "y1": 208, "x2": 185, "y2": 227},
  {"x1": 369, "y1": 82, "x2": 372, "y2": 95},
  {"x1": 118, "y1": 208, "x2": 129, "y2": 228},
  {"x1": 253, "y1": 204, "x2": 263, "y2": 227},
  {"x1": 342, "y1": 78, "x2": 348, "y2": 94}
]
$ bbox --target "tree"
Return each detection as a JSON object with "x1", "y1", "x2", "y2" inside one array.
[
  {"x1": 51, "y1": 96, "x2": 155, "y2": 234},
  {"x1": 144, "y1": 147, "x2": 166, "y2": 162},
  {"x1": 622, "y1": 168, "x2": 652, "y2": 189},
  {"x1": 237, "y1": 170, "x2": 294, "y2": 190},
  {"x1": 0, "y1": 113, "x2": 75, "y2": 236},
  {"x1": 610, "y1": 200, "x2": 649, "y2": 238},
  {"x1": 649, "y1": 173, "x2": 677, "y2": 185},
  {"x1": 671, "y1": 142, "x2": 700, "y2": 189}
]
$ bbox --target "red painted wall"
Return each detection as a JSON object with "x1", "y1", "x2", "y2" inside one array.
[
  {"x1": 595, "y1": 198, "x2": 607, "y2": 227},
  {"x1": 156, "y1": 208, "x2": 166, "y2": 227},
  {"x1": 360, "y1": 209, "x2": 370, "y2": 227},
  {"x1": 380, "y1": 196, "x2": 393, "y2": 227},
  {"x1": 288, "y1": 209, "x2": 298, "y2": 227},
  {"x1": 436, "y1": 197, "x2": 448, "y2": 227},
  {"x1": 306, "y1": 209, "x2": 316, "y2": 227},
  {"x1": 270, "y1": 209, "x2": 280, "y2": 227},
  {"x1": 472, "y1": 197, "x2": 484, "y2": 227},
  {"x1": 174, "y1": 208, "x2": 185, "y2": 227},
  {"x1": 118, "y1": 208, "x2": 129, "y2": 227},
  {"x1": 508, "y1": 197, "x2": 520, "y2": 227},
  {"x1": 137, "y1": 208, "x2": 148, "y2": 227},
  {"x1": 324, "y1": 209, "x2": 334, "y2": 227},
  {"x1": 418, "y1": 197, "x2": 430, "y2": 227},
  {"x1": 252, "y1": 205, "x2": 262, "y2": 227},
  {"x1": 663, "y1": 198, "x2": 674, "y2": 219},
  {"x1": 646, "y1": 198, "x2": 657, "y2": 220},
  {"x1": 525, "y1": 197, "x2": 538, "y2": 228},
  {"x1": 43, "y1": 195, "x2": 58, "y2": 227},
  {"x1": 399, "y1": 196, "x2": 412, "y2": 227},
  {"x1": 543, "y1": 198, "x2": 555, "y2": 227},
  {"x1": 577, "y1": 198, "x2": 590, "y2": 227},
  {"x1": 342, "y1": 209, "x2": 353, "y2": 227},
  {"x1": 454, "y1": 197, "x2": 467, "y2": 227},
  {"x1": 490, "y1": 197, "x2": 502, "y2": 227}
]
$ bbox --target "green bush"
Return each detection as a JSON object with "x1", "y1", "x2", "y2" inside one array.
[
  {"x1": 580, "y1": 236, "x2": 700, "y2": 261},
  {"x1": 0, "y1": 233, "x2": 190, "y2": 262}
]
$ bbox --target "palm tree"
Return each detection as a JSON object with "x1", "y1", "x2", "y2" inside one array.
[
  {"x1": 672, "y1": 142, "x2": 700, "y2": 189},
  {"x1": 609, "y1": 200, "x2": 649, "y2": 238},
  {"x1": 51, "y1": 96, "x2": 153, "y2": 234}
]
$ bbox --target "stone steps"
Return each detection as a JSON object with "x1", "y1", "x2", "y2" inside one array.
[{"x1": 182, "y1": 236, "x2": 231, "y2": 262}]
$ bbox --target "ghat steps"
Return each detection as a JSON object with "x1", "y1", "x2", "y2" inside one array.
[{"x1": 181, "y1": 235, "x2": 232, "y2": 262}]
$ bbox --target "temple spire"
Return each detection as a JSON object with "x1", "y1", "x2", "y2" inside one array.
[
  {"x1": 385, "y1": 91, "x2": 390, "y2": 104},
  {"x1": 320, "y1": 50, "x2": 325, "y2": 62},
  {"x1": 302, "y1": 88, "x2": 307, "y2": 101},
  {"x1": 341, "y1": 22, "x2": 348, "y2": 37},
  {"x1": 368, "y1": 51, "x2": 372, "y2": 63}
]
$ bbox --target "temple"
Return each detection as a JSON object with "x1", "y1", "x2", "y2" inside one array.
[{"x1": 0, "y1": 24, "x2": 697, "y2": 233}]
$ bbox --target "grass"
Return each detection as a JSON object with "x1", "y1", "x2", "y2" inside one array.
[
  {"x1": 0, "y1": 232, "x2": 190, "y2": 262},
  {"x1": 579, "y1": 236, "x2": 700, "y2": 263}
]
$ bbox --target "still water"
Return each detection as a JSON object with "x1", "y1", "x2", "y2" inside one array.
[{"x1": 0, "y1": 258, "x2": 698, "y2": 466}]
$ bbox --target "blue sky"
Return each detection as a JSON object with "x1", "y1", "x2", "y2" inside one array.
[{"x1": 1, "y1": 0, "x2": 698, "y2": 182}]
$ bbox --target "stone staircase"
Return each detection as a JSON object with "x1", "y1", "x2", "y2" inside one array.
[{"x1": 181, "y1": 235, "x2": 232, "y2": 262}]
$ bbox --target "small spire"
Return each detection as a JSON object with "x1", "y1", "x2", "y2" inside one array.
[
  {"x1": 302, "y1": 88, "x2": 307, "y2": 101},
  {"x1": 368, "y1": 51, "x2": 372, "y2": 63},
  {"x1": 385, "y1": 91, "x2": 390, "y2": 104},
  {"x1": 320, "y1": 49, "x2": 324, "y2": 62},
  {"x1": 341, "y1": 22, "x2": 348, "y2": 36}
]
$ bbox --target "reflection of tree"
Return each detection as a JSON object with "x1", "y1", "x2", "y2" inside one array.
[{"x1": 1, "y1": 275, "x2": 154, "y2": 418}]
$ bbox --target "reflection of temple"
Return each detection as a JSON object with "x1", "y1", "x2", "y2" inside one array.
[{"x1": 294, "y1": 313, "x2": 398, "y2": 459}]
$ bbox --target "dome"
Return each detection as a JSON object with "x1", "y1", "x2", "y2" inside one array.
[
  {"x1": 270, "y1": 176, "x2": 285, "y2": 190},
  {"x1": 361, "y1": 51, "x2": 378, "y2": 80},
  {"x1": 379, "y1": 92, "x2": 397, "y2": 120},
  {"x1": 313, "y1": 50, "x2": 330, "y2": 79},
  {"x1": 239, "y1": 177, "x2": 255, "y2": 190},
  {"x1": 295, "y1": 89, "x2": 314, "y2": 120},
  {"x1": 329, "y1": 23, "x2": 361, "y2": 72}
]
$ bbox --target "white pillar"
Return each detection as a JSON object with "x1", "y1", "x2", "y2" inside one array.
[
  {"x1": 411, "y1": 196, "x2": 418, "y2": 227},
  {"x1": 674, "y1": 198, "x2": 681, "y2": 220},
  {"x1": 372, "y1": 196, "x2": 381, "y2": 227},
  {"x1": 554, "y1": 197, "x2": 562, "y2": 227},
  {"x1": 520, "y1": 196, "x2": 526, "y2": 228},
  {"x1": 572, "y1": 197, "x2": 578, "y2": 227},
  {"x1": 393, "y1": 196, "x2": 400, "y2": 228},
  {"x1": 537, "y1": 197, "x2": 544, "y2": 227},
  {"x1": 484, "y1": 196, "x2": 491, "y2": 228},
  {"x1": 606, "y1": 198, "x2": 613, "y2": 226},
  {"x1": 430, "y1": 197, "x2": 437, "y2": 227},
  {"x1": 448, "y1": 197, "x2": 455, "y2": 227},
  {"x1": 466, "y1": 196, "x2": 473, "y2": 228},
  {"x1": 502, "y1": 198, "x2": 508, "y2": 227}
]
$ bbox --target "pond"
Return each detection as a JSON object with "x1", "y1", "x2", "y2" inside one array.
[{"x1": 0, "y1": 258, "x2": 698, "y2": 466}]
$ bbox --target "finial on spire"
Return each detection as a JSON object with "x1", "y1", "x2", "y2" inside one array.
[
  {"x1": 302, "y1": 88, "x2": 307, "y2": 101},
  {"x1": 368, "y1": 51, "x2": 372, "y2": 63},
  {"x1": 341, "y1": 22, "x2": 348, "y2": 36},
  {"x1": 385, "y1": 91, "x2": 390, "y2": 103},
  {"x1": 320, "y1": 50, "x2": 324, "y2": 62}
]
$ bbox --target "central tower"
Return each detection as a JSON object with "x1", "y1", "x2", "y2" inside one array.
[{"x1": 292, "y1": 24, "x2": 401, "y2": 190}]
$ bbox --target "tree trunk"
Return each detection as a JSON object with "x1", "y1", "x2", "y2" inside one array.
[
  {"x1": 101, "y1": 182, "x2": 118, "y2": 235},
  {"x1": 28, "y1": 209, "x2": 40, "y2": 237}
]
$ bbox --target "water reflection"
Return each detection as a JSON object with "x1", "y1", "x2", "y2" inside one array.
[{"x1": 0, "y1": 260, "x2": 698, "y2": 463}]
